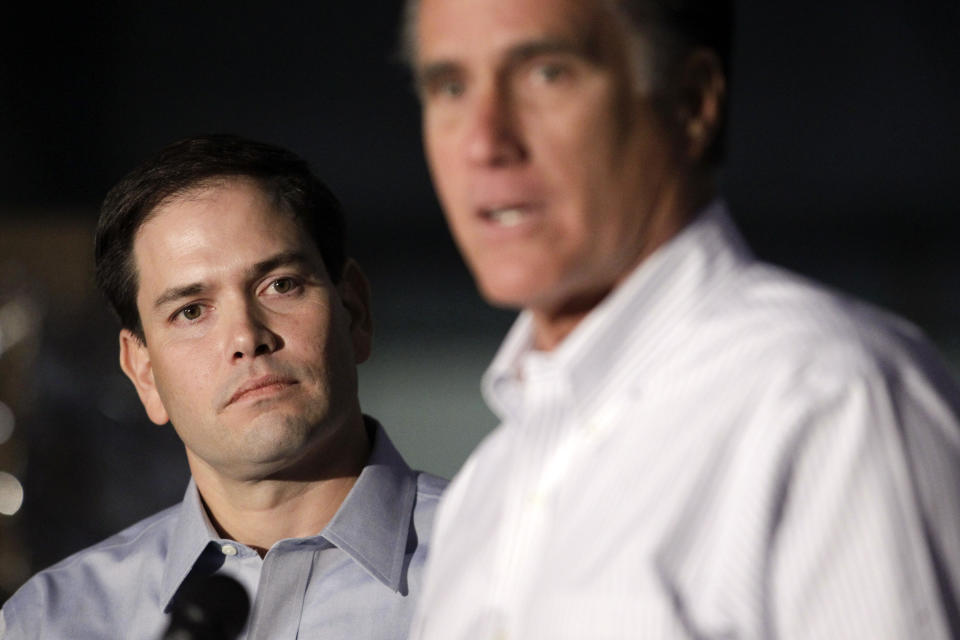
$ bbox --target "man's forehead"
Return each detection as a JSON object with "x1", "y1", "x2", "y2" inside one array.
[
  {"x1": 130, "y1": 181, "x2": 315, "y2": 288},
  {"x1": 136, "y1": 178, "x2": 292, "y2": 243},
  {"x1": 415, "y1": 0, "x2": 617, "y2": 63}
]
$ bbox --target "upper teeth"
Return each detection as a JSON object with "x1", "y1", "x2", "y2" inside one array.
[{"x1": 490, "y1": 208, "x2": 524, "y2": 226}]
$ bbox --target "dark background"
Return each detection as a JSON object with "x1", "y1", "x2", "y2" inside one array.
[{"x1": 1, "y1": 0, "x2": 959, "y2": 600}]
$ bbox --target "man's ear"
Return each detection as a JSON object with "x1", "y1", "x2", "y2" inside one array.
[
  {"x1": 675, "y1": 47, "x2": 726, "y2": 162},
  {"x1": 336, "y1": 258, "x2": 374, "y2": 365},
  {"x1": 118, "y1": 329, "x2": 170, "y2": 426}
]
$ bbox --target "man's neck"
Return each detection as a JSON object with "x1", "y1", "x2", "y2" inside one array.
[
  {"x1": 530, "y1": 180, "x2": 717, "y2": 352},
  {"x1": 188, "y1": 421, "x2": 371, "y2": 556}
]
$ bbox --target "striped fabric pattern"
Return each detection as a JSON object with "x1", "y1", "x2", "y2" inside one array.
[{"x1": 411, "y1": 200, "x2": 960, "y2": 640}]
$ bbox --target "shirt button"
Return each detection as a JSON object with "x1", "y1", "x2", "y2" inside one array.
[{"x1": 221, "y1": 543, "x2": 238, "y2": 556}]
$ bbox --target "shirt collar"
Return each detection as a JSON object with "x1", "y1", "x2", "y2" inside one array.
[
  {"x1": 159, "y1": 417, "x2": 418, "y2": 607},
  {"x1": 483, "y1": 199, "x2": 752, "y2": 421},
  {"x1": 321, "y1": 416, "x2": 418, "y2": 592},
  {"x1": 160, "y1": 477, "x2": 223, "y2": 610}
]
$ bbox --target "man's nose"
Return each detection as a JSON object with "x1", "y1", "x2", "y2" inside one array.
[
  {"x1": 464, "y1": 82, "x2": 527, "y2": 167},
  {"x1": 228, "y1": 301, "x2": 282, "y2": 361}
]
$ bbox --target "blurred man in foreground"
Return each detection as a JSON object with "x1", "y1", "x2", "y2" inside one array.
[
  {"x1": 0, "y1": 135, "x2": 445, "y2": 639},
  {"x1": 403, "y1": 0, "x2": 960, "y2": 637}
]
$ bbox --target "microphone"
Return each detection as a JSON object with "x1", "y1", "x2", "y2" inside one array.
[{"x1": 162, "y1": 573, "x2": 251, "y2": 640}]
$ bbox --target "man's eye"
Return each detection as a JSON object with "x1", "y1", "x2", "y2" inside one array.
[
  {"x1": 179, "y1": 304, "x2": 203, "y2": 321},
  {"x1": 441, "y1": 80, "x2": 465, "y2": 97},
  {"x1": 425, "y1": 76, "x2": 465, "y2": 99},
  {"x1": 535, "y1": 63, "x2": 567, "y2": 83},
  {"x1": 270, "y1": 278, "x2": 297, "y2": 294}
]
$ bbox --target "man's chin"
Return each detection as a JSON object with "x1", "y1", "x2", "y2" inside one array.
[{"x1": 474, "y1": 271, "x2": 550, "y2": 311}]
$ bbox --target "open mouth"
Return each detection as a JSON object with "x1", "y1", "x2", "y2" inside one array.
[
  {"x1": 481, "y1": 204, "x2": 538, "y2": 228},
  {"x1": 485, "y1": 208, "x2": 525, "y2": 227}
]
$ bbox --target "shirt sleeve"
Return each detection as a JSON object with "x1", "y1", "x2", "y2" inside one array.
[{"x1": 771, "y1": 364, "x2": 958, "y2": 640}]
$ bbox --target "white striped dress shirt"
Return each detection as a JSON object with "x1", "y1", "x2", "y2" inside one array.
[{"x1": 411, "y1": 200, "x2": 960, "y2": 639}]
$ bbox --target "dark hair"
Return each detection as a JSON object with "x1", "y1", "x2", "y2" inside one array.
[
  {"x1": 400, "y1": 0, "x2": 733, "y2": 165},
  {"x1": 621, "y1": 0, "x2": 733, "y2": 76},
  {"x1": 94, "y1": 134, "x2": 347, "y2": 341},
  {"x1": 620, "y1": 0, "x2": 734, "y2": 165}
]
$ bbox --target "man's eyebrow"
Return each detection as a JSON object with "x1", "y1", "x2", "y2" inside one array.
[
  {"x1": 505, "y1": 38, "x2": 591, "y2": 64},
  {"x1": 153, "y1": 283, "x2": 206, "y2": 310},
  {"x1": 417, "y1": 38, "x2": 592, "y2": 90},
  {"x1": 416, "y1": 60, "x2": 460, "y2": 91},
  {"x1": 249, "y1": 251, "x2": 312, "y2": 279},
  {"x1": 151, "y1": 251, "x2": 313, "y2": 310}
]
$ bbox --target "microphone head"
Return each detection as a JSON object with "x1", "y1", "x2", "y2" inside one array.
[{"x1": 163, "y1": 573, "x2": 251, "y2": 640}]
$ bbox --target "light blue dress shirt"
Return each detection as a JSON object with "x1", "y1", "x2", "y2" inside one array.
[{"x1": 1, "y1": 419, "x2": 446, "y2": 639}]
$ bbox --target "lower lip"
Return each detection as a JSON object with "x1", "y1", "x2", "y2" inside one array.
[{"x1": 231, "y1": 382, "x2": 296, "y2": 405}]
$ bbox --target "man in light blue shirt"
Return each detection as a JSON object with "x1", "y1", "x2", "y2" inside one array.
[{"x1": 0, "y1": 135, "x2": 445, "y2": 639}]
